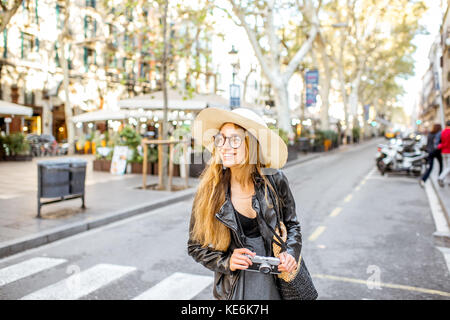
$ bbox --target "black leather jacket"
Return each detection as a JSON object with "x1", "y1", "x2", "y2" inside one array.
[{"x1": 187, "y1": 169, "x2": 302, "y2": 300}]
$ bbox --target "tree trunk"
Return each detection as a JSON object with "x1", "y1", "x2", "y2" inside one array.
[
  {"x1": 337, "y1": 64, "x2": 350, "y2": 144},
  {"x1": 316, "y1": 39, "x2": 331, "y2": 131},
  {"x1": 272, "y1": 83, "x2": 291, "y2": 136},
  {"x1": 59, "y1": 0, "x2": 75, "y2": 154},
  {"x1": 160, "y1": 0, "x2": 169, "y2": 190},
  {"x1": 0, "y1": 0, "x2": 22, "y2": 33}
]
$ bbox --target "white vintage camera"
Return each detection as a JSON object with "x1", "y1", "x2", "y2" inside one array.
[{"x1": 244, "y1": 254, "x2": 281, "y2": 274}]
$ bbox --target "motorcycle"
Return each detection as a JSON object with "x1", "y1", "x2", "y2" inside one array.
[{"x1": 375, "y1": 137, "x2": 428, "y2": 176}]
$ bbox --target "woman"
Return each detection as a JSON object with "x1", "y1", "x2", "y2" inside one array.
[
  {"x1": 420, "y1": 124, "x2": 442, "y2": 187},
  {"x1": 187, "y1": 107, "x2": 304, "y2": 300}
]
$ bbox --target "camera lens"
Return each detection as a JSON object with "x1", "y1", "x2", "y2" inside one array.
[{"x1": 259, "y1": 262, "x2": 271, "y2": 274}]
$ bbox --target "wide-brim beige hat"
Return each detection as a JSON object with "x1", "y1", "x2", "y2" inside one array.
[{"x1": 192, "y1": 107, "x2": 287, "y2": 169}]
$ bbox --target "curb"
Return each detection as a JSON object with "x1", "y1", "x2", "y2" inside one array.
[
  {"x1": 430, "y1": 178, "x2": 450, "y2": 226},
  {"x1": 284, "y1": 153, "x2": 322, "y2": 169},
  {"x1": 429, "y1": 178, "x2": 450, "y2": 248}
]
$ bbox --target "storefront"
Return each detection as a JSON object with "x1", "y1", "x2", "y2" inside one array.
[{"x1": 0, "y1": 100, "x2": 33, "y2": 134}]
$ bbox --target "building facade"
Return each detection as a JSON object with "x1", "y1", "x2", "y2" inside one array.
[{"x1": 0, "y1": 0, "x2": 216, "y2": 141}]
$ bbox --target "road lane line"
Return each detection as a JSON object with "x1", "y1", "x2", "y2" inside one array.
[
  {"x1": 308, "y1": 226, "x2": 327, "y2": 242},
  {"x1": 312, "y1": 273, "x2": 450, "y2": 298},
  {"x1": 329, "y1": 207, "x2": 343, "y2": 218},
  {"x1": 0, "y1": 257, "x2": 67, "y2": 287},
  {"x1": 133, "y1": 272, "x2": 213, "y2": 300},
  {"x1": 20, "y1": 263, "x2": 136, "y2": 300},
  {"x1": 344, "y1": 194, "x2": 353, "y2": 203}
]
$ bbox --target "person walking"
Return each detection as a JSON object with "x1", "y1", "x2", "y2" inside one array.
[
  {"x1": 438, "y1": 120, "x2": 450, "y2": 187},
  {"x1": 419, "y1": 124, "x2": 442, "y2": 187},
  {"x1": 187, "y1": 107, "x2": 316, "y2": 300}
]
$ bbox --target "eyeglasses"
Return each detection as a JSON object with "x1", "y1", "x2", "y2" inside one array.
[{"x1": 213, "y1": 133, "x2": 243, "y2": 149}]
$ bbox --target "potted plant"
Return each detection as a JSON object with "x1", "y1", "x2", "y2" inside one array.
[
  {"x1": 323, "y1": 130, "x2": 338, "y2": 152},
  {"x1": 93, "y1": 148, "x2": 113, "y2": 171},
  {"x1": 352, "y1": 127, "x2": 361, "y2": 143},
  {"x1": 270, "y1": 126, "x2": 297, "y2": 162},
  {"x1": 1, "y1": 133, "x2": 32, "y2": 161},
  {"x1": 312, "y1": 130, "x2": 325, "y2": 152},
  {"x1": 118, "y1": 125, "x2": 142, "y2": 174}
]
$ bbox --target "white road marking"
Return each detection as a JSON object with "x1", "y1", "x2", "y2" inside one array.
[
  {"x1": 424, "y1": 180, "x2": 450, "y2": 233},
  {"x1": 329, "y1": 207, "x2": 343, "y2": 218},
  {"x1": 344, "y1": 194, "x2": 353, "y2": 203},
  {"x1": 0, "y1": 257, "x2": 67, "y2": 287},
  {"x1": 133, "y1": 272, "x2": 213, "y2": 300},
  {"x1": 20, "y1": 263, "x2": 136, "y2": 300},
  {"x1": 308, "y1": 226, "x2": 327, "y2": 242}
]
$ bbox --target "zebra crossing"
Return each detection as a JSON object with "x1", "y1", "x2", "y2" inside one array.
[{"x1": 0, "y1": 256, "x2": 213, "y2": 300}]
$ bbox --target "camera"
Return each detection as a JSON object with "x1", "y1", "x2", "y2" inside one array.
[{"x1": 244, "y1": 254, "x2": 281, "y2": 274}]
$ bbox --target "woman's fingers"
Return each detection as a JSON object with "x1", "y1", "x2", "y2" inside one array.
[
  {"x1": 229, "y1": 248, "x2": 255, "y2": 271},
  {"x1": 236, "y1": 248, "x2": 256, "y2": 257},
  {"x1": 278, "y1": 253, "x2": 297, "y2": 273}
]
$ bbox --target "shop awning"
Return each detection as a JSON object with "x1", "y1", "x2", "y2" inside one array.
[
  {"x1": 0, "y1": 100, "x2": 33, "y2": 116},
  {"x1": 118, "y1": 89, "x2": 230, "y2": 110},
  {"x1": 71, "y1": 108, "x2": 192, "y2": 123},
  {"x1": 71, "y1": 109, "x2": 127, "y2": 123}
]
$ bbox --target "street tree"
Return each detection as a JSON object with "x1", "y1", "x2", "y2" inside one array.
[
  {"x1": 320, "y1": 0, "x2": 426, "y2": 141},
  {"x1": 0, "y1": 0, "x2": 22, "y2": 32},
  {"x1": 219, "y1": 0, "x2": 321, "y2": 138}
]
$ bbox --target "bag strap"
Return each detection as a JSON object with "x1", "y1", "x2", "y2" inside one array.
[{"x1": 265, "y1": 174, "x2": 288, "y2": 252}]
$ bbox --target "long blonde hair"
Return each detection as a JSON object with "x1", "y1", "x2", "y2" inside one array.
[{"x1": 191, "y1": 123, "x2": 280, "y2": 251}]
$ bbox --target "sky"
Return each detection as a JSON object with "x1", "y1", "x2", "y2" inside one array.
[{"x1": 399, "y1": 0, "x2": 445, "y2": 118}]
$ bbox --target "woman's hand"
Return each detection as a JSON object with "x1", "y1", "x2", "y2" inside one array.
[
  {"x1": 229, "y1": 248, "x2": 256, "y2": 271},
  {"x1": 278, "y1": 252, "x2": 297, "y2": 273}
]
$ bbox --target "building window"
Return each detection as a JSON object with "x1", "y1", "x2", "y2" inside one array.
[
  {"x1": 84, "y1": 47, "x2": 95, "y2": 70},
  {"x1": 84, "y1": 16, "x2": 97, "y2": 39},
  {"x1": 86, "y1": 0, "x2": 96, "y2": 8},
  {"x1": 21, "y1": 33, "x2": 34, "y2": 59},
  {"x1": 447, "y1": 71, "x2": 450, "y2": 82},
  {"x1": 140, "y1": 62, "x2": 150, "y2": 80},
  {"x1": 24, "y1": 91, "x2": 35, "y2": 106}
]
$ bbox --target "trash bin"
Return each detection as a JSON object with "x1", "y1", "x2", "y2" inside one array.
[{"x1": 37, "y1": 158, "x2": 87, "y2": 218}]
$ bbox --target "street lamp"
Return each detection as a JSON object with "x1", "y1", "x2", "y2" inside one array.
[
  {"x1": 228, "y1": 45, "x2": 240, "y2": 109},
  {"x1": 228, "y1": 45, "x2": 239, "y2": 84}
]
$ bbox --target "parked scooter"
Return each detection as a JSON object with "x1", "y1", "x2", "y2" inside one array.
[{"x1": 375, "y1": 136, "x2": 428, "y2": 176}]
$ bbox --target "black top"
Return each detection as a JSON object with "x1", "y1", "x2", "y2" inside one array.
[{"x1": 234, "y1": 206, "x2": 261, "y2": 238}]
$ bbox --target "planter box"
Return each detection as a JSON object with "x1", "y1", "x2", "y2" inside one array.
[
  {"x1": 3, "y1": 155, "x2": 32, "y2": 161},
  {"x1": 295, "y1": 138, "x2": 311, "y2": 154},
  {"x1": 131, "y1": 162, "x2": 153, "y2": 174},
  {"x1": 93, "y1": 159, "x2": 111, "y2": 172}
]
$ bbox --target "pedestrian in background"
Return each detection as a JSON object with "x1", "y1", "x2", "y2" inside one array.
[
  {"x1": 438, "y1": 120, "x2": 450, "y2": 187},
  {"x1": 420, "y1": 123, "x2": 442, "y2": 187}
]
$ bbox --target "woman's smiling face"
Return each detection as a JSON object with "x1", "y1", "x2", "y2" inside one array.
[{"x1": 216, "y1": 123, "x2": 247, "y2": 168}]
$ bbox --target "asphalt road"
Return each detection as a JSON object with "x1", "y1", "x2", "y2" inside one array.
[{"x1": 1, "y1": 138, "x2": 449, "y2": 300}]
